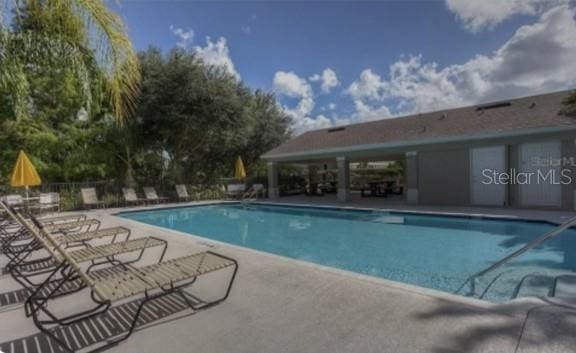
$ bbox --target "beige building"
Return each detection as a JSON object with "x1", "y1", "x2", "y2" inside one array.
[{"x1": 262, "y1": 90, "x2": 576, "y2": 210}]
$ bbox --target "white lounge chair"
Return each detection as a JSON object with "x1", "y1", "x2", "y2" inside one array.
[
  {"x1": 122, "y1": 187, "x2": 147, "y2": 206},
  {"x1": 143, "y1": 187, "x2": 168, "y2": 204},
  {"x1": 3, "y1": 194, "x2": 24, "y2": 207},
  {"x1": 175, "y1": 184, "x2": 192, "y2": 202},
  {"x1": 242, "y1": 184, "x2": 265, "y2": 200},
  {"x1": 226, "y1": 184, "x2": 246, "y2": 199},
  {"x1": 31, "y1": 192, "x2": 60, "y2": 213},
  {"x1": 80, "y1": 188, "x2": 105, "y2": 209}
]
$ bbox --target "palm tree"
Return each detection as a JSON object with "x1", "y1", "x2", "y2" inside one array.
[{"x1": 0, "y1": 0, "x2": 140, "y2": 122}]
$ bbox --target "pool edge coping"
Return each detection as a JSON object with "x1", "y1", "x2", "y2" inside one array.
[{"x1": 114, "y1": 200, "x2": 567, "y2": 227}]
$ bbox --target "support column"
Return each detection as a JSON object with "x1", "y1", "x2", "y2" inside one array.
[
  {"x1": 337, "y1": 156, "x2": 350, "y2": 202},
  {"x1": 405, "y1": 151, "x2": 419, "y2": 204},
  {"x1": 267, "y1": 161, "x2": 279, "y2": 199}
]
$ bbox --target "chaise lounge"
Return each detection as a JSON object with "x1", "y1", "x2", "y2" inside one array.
[{"x1": 25, "y1": 217, "x2": 238, "y2": 352}]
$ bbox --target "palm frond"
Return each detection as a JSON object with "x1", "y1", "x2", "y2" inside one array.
[
  {"x1": 68, "y1": 0, "x2": 140, "y2": 123},
  {"x1": 1, "y1": 0, "x2": 140, "y2": 123},
  {"x1": 0, "y1": 30, "x2": 93, "y2": 119}
]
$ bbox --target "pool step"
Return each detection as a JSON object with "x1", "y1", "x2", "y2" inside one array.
[
  {"x1": 475, "y1": 271, "x2": 576, "y2": 301},
  {"x1": 510, "y1": 274, "x2": 576, "y2": 300},
  {"x1": 512, "y1": 274, "x2": 554, "y2": 299},
  {"x1": 552, "y1": 275, "x2": 576, "y2": 298}
]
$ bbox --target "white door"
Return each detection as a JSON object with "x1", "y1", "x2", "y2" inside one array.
[
  {"x1": 519, "y1": 141, "x2": 562, "y2": 207},
  {"x1": 471, "y1": 146, "x2": 507, "y2": 206}
]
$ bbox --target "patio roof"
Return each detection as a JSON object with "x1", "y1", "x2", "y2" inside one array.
[{"x1": 264, "y1": 90, "x2": 576, "y2": 160}]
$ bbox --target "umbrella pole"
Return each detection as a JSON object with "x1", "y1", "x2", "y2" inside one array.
[{"x1": 25, "y1": 186, "x2": 30, "y2": 215}]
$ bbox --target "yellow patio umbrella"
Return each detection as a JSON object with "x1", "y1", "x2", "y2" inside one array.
[
  {"x1": 10, "y1": 150, "x2": 42, "y2": 202},
  {"x1": 234, "y1": 156, "x2": 247, "y2": 180}
]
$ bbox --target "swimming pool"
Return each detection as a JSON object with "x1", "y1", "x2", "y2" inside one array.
[{"x1": 118, "y1": 203, "x2": 576, "y2": 302}]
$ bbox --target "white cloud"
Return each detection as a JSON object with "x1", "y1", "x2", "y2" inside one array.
[
  {"x1": 309, "y1": 68, "x2": 340, "y2": 93},
  {"x1": 328, "y1": 103, "x2": 336, "y2": 110},
  {"x1": 272, "y1": 71, "x2": 348, "y2": 134},
  {"x1": 273, "y1": 71, "x2": 320, "y2": 134},
  {"x1": 292, "y1": 114, "x2": 333, "y2": 133},
  {"x1": 347, "y1": 5, "x2": 576, "y2": 118},
  {"x1": 273, "y1": 71, "x2": 312, "y2": 98},
  {"x1": 445, "y1": 0, "x2": 568, "y2": 32},
  {"x1": 192, "y1": 37, "x2": 240, "y2": 80},
  {"x1": 346, "y1": 69, "x2": 385, "y2": 101},
  {"x1": 169, "y1": 25, "x2": 194, "y2": 49},
  {"x1": 353, "y1": 100, "x2": 394, "y2": 122}
]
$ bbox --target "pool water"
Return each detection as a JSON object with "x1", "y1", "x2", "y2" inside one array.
[{"x1": 118, "y1": 203, "x2": 576, "y2": 302}]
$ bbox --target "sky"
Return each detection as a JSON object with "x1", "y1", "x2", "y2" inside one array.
[{"x1": 114, "y1": 0, "x2": 576, "y2": 134}]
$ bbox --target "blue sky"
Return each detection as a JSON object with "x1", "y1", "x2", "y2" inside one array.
[{"x1": 116, "y1": 0, "x2": 576, "y2": 133}]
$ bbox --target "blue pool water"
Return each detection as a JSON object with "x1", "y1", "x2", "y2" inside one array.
[{"x1": 119, "y1": 203, "x2": 576, "y2": 301}]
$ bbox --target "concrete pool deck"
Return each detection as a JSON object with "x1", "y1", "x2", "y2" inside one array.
[{"x1": 1, "y1": 200, "x2": 576, "y2": 353}]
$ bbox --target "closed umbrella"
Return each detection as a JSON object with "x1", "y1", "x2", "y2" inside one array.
[
  {"x1": 234, "y1": 156, "x2": 246, "y2": 180},
  {"x1": 10, "y1": 150, "x2": 42, "y2": 206}
]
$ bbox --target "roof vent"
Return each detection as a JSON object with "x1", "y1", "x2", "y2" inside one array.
[
  {"x1": 475, "y1": 102, "x2": 511, "y2": 111},
  {"x1": 529, "y1": 102, "x2": 536, "y2": 109},
  {"x1": 438, "y1": 113, "x2": 447, "y2": 120},
  {"x1": 327, "y1": 127, "x2": 345, "y2": 133}
]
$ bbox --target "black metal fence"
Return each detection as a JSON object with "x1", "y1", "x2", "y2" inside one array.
[{"x1": 1, "y1": 181, "x2": 228, "y2": 211}]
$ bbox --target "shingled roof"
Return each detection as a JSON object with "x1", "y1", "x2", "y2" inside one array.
[{"x1": 264, "y1": 90, "x2": 576, "y2": 159}]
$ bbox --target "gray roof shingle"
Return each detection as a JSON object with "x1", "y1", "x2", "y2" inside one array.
[{"x1": 264, "y1": 90, "x2": 576, "y2": 158}]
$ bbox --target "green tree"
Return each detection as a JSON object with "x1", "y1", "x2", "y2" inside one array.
[
  {"x1": 135, "y1": 48, "x2": 291, "y2": 185},
  {"x1": 0, "y1": 0, "x2": 290, "y2": 189},
  {"x1": 0, "y1": 0, "x2": 140, "y2": 122},
  {"x1": 0, "y1": 1, "x2": 116, "y2": 182}
]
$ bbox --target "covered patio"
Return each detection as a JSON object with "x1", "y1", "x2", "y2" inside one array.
[{"x1": 265, "y1": 152, "x2": 414, "y2": 204}]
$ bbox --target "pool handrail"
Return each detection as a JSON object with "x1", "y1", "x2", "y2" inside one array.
[{"x1": 460, "y1": 214, "x2": 576, "y2": 296}]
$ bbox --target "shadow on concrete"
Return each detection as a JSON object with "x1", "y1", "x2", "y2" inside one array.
[
  {"x1": 412, "y1": 298, "x2": 576, "y2": 353},
  {"x1": 0, "y1": 292, "x2": 203, "y2": 353}
]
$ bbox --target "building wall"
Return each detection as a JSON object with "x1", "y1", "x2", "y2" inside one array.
[
  {"x1": 417, "y1": 149, "x2": 470, "y2": 206},
  {"x1": 508, "y1": 144, "x2": 519, "y2": 207},
  {"x1": 416, "y1": 135, "x2": 576, "y2": 210}
]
